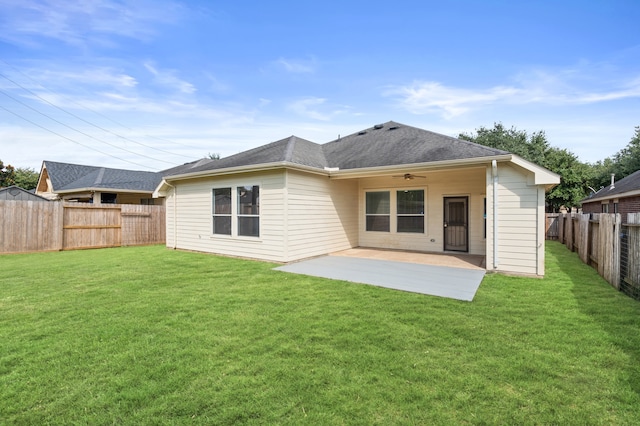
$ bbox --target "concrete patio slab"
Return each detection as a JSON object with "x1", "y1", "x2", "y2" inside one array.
[{"x1": 274, "y1": 255, "x2": 485, "y2": 301}]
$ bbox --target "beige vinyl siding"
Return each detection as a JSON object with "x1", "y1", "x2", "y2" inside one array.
[
  {"x1": 285, "y1": 170, "x2": 358, "y2": 261},
  {"x1": 358, "y1": 167, "x2": 487, "y2": 255},
  {"x1": 486, "y1": 163, "x2": 544, "y2": 276},
  {"x1": 168, "y1": 171, "x2": 287, "y2": 262}
]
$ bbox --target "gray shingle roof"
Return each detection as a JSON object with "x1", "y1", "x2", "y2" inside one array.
[
  {"x1": 323, "y1": 121, "x2": 507, "y2": 169},
  {"x1": 165, "y1": 121, "x2": 508, "y2": 177},
  {"x1": 0, "y1": 185, "x2": 50, "y2": 201},
  {"x1": 583, "y1": 169, "x2": 640, "y2": 202},
  {"x1": 174, "y1": 135, "x2": 326, "y2": 176},
  {"x1": 44, "y1": 161, "x2": 163, "y2": 192}
]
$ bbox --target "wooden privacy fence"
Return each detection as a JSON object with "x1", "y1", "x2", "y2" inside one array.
[
  {"x1": 550, "y1": 212, "x2": 640, "y2": 300},
  {"x1": 0, "y1": 200, "x2": 165, "y2": 254}
]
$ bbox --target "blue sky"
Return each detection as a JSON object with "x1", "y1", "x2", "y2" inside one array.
[{"x1": 1, "y1": 0, "x2": 639, "y2": 172}]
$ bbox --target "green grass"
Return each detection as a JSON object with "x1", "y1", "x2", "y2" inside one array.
[{"x1": 1, "y1": 242, "x2": 640, "y2": 425}]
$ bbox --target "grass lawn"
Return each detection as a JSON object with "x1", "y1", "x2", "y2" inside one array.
[{"x1": 1, "y1": 242, "x2": 640, "y2": 425}]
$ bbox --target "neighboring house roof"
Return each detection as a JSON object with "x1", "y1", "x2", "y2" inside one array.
[
  {"x1": 40, "y1": 160, "x2": 164, "y2": 194},
  {"x1": 164, "y1": 121, "x2": 510, "y2": 179},
  {"x1": 0, "y1": 185, "x2": 50, "y2": 201},
  {"x1": 582, "y1": 169, "x2": 640, "y2": 203}
]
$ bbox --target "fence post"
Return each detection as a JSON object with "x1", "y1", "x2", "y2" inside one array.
[
  {"x1": 55, "y1": 202, "x2": 64, "y2": 251},
  {"x1": 579, "y1": 214, "x2": 589, "y2": 264},
  {"x1": 612, "y1": 213, "x2": 621, "y2": 289},
  {"x1": 566, "y1": 214, "x2": 574, "y2": 251}
]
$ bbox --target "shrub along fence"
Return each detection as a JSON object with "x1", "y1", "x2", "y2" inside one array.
[
  {"x1": 0, "y1": 200, "x2": 165, "y2": 254},
  {"x1": 550, "y1": 212, "x2": 640, "y2": 300}
]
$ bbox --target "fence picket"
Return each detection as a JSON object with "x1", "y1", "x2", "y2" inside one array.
[
  {"x1": 0, "y1": 200, "x2": 165, "y2": 254},
  {"x1": 547, "y1": 212, "x2": 635, "y2": 297}
]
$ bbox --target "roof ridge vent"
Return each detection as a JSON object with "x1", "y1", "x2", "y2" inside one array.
[{"x1": 373, "y1": 123, "x2": 384, "y2": 130}]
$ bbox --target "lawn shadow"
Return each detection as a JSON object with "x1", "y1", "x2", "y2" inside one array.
[{"x1": 551, "y1": 243, "x2": 640, "y2": 397}]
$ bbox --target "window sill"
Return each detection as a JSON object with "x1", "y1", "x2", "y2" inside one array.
[{"x1": 206, "y1": 234, "x2": 262, "y2": 243}]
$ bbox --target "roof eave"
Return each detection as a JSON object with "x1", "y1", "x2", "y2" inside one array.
[
  {"x1": 582, "y1": 188, "x2": 640, "y2": 204},
  {"x1": 509, "y1": 155, "x2": 561, "y2": 187},
  {"x1": 328, "y1": 154, "x2": 514, "y2": 179},
  {"x1": 161, "y1": 161, "x2": 329, "y2": 182},
  {"x1": 54, "y1": 187, "x2": 154, "y2": 195}
]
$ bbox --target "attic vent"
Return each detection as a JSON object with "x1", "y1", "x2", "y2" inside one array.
[
  {"x1": 373, "y1": 123, "x2": 384, "y2": 130},
  {"x1": 358, "y1": 131, "x2": 367, "y2": 135},
  {"x1": 388, "y1": 125, "x2": 399, "y2": 130}
]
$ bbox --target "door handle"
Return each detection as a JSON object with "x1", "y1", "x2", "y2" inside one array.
[{"x1": 443, "y1": 222, "x2": 448, "y2": 228}]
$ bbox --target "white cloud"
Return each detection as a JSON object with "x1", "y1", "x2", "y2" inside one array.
[
  {"x1": 275, "y1": 57, "x2": 316, "y2": 73},
  {"x1": 36, "y1": 68, "x2": 138, "y2": 89},
  {"x1": 144, "y1": 63, "x2": 196, "y2": 94},
  {"x1": 287, "y1": 97, "x2": 330, "y2": 120},
  {"x1": 386, "y1": 81, "x2": 522, "y2": 118},
  {"x1": 387, "y1": 70, "x2": 640, "y2": 118},
  {"x1": 0, "y1": 0, "x2": 185, "y2": 47},
  {"x1": 286, "y1": 97, "x2": 355, "y2": 121}
]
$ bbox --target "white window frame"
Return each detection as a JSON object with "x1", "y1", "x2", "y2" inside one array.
[
  {"x1": 365, "y1": 191, "x2": 391, "y2": 232},
  {"x1": 237, "y1": 185, "x2": 260, "y2": 238},
  {"x1": 363, "y1": 187, "x2": 427, "y2": 234},
  {"x1": 396, "y1": 189, "x2": 425, "y2": 233},
  {"x1": 211, "y1": 184, "x2": 261, "y2": 238},
  {"x1": 212, "y1": 187, "x2": 232, "y2": 235}
]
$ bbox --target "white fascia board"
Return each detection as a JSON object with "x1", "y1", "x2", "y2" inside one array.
[
  {"x1": 161, "y1": 161, "x2": 330, "y2": 182},
  {"x1": 153, "y1": 179, "x2": 172, "y2": 198},
  {"x1": 55, "y1": 187, "x2": 153, "y2": 195},
  {"x1": 328, "y1": 155, "x2": 513, "y2": 179},
  {"x1": 509, "y1": 155, "x2": 561, "y2": 188},
  {"x1": 584, "y1": 188, "x2": 640, "y2": 203}
]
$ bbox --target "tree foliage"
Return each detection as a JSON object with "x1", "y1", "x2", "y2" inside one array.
[
  {"x1": 14, "y1": 167, "x2": 40, "y2": 190},
  {"x1": 614, "y1": 126, "x2": 640, "y2": 176},
  {"x1": 460, "y1": 123, "x2": 592, "y2": 211},
  {"x1": 588, "y1": 126, "x2": 640, "y2": 191},
  {"x1": 459, "y1": 123, "x2": 550, "y2": 165},
  {"x1": 0, "y1": 159, "x2": 16, "y2": 188}
]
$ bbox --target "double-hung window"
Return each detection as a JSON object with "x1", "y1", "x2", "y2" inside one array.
[
  {"x1": 397, "y1": 190, "x2": 424, "y2": 233},
  {"x1": 365, "y1": 191, "x2": 390, "y2": 232},
  {"x1": 212, "y1": 188, "x2": 232, "y2": 235},
  {"x1": 237, "y1": 185, "x2": 260, "y2": 237}
]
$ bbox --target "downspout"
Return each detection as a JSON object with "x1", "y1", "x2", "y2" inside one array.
[
  {"x1": 492, "y1": 160, "x2": 499, "y2": 269},
  {"x1": 164, "y1": 181, "x2": 178, "y2": 249}
]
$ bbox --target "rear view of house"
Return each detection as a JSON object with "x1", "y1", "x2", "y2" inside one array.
[{"x1": 154, "y1": 122, "x2": 559, "y2": 276}]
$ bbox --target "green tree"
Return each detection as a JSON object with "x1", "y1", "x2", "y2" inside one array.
[
  {"x1": 460, "y1": 123, "x2": 592, "y2": 211},
  {"x1": 459, "y1": 123, "x2": 550, "y2": 166},
  {"x1": 14, "y1": 167, "x2": 40, "y2": 190},
  {"x1": 587, "y1": 157, "x2": 616, "y2": 193},
  {"x1": 0, "y1": 159, "x2": 16, "y2": 187},
  {"x1": 613, "y1": 126, "x2": 640, "y2": 178},
  {"x1": 544, "y1": 147, "x2": 591, "y2": 212},
  {"x1": 586, "y1": 127, "x2": 640, "y2": 191}
]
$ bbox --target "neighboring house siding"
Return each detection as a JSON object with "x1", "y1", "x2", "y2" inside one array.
[
  {"x1": 285, "y1": 170, "x2": 359, "y2": 261},
  {"x1": 486, "y1": 163, "x2": 543, "y2": 275},
  {"x1": 168, "y1": 171, "x2": 286, "y2": 262},
  {"x1": 581, "y1": 202, "x2": 600, "y2": 215},
  {"x1": 358, "y1": 168, "x2": 487, "y2": 255},
  {"x1": 582, "y1": 195, "x2": 640, "y2": 220}
]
